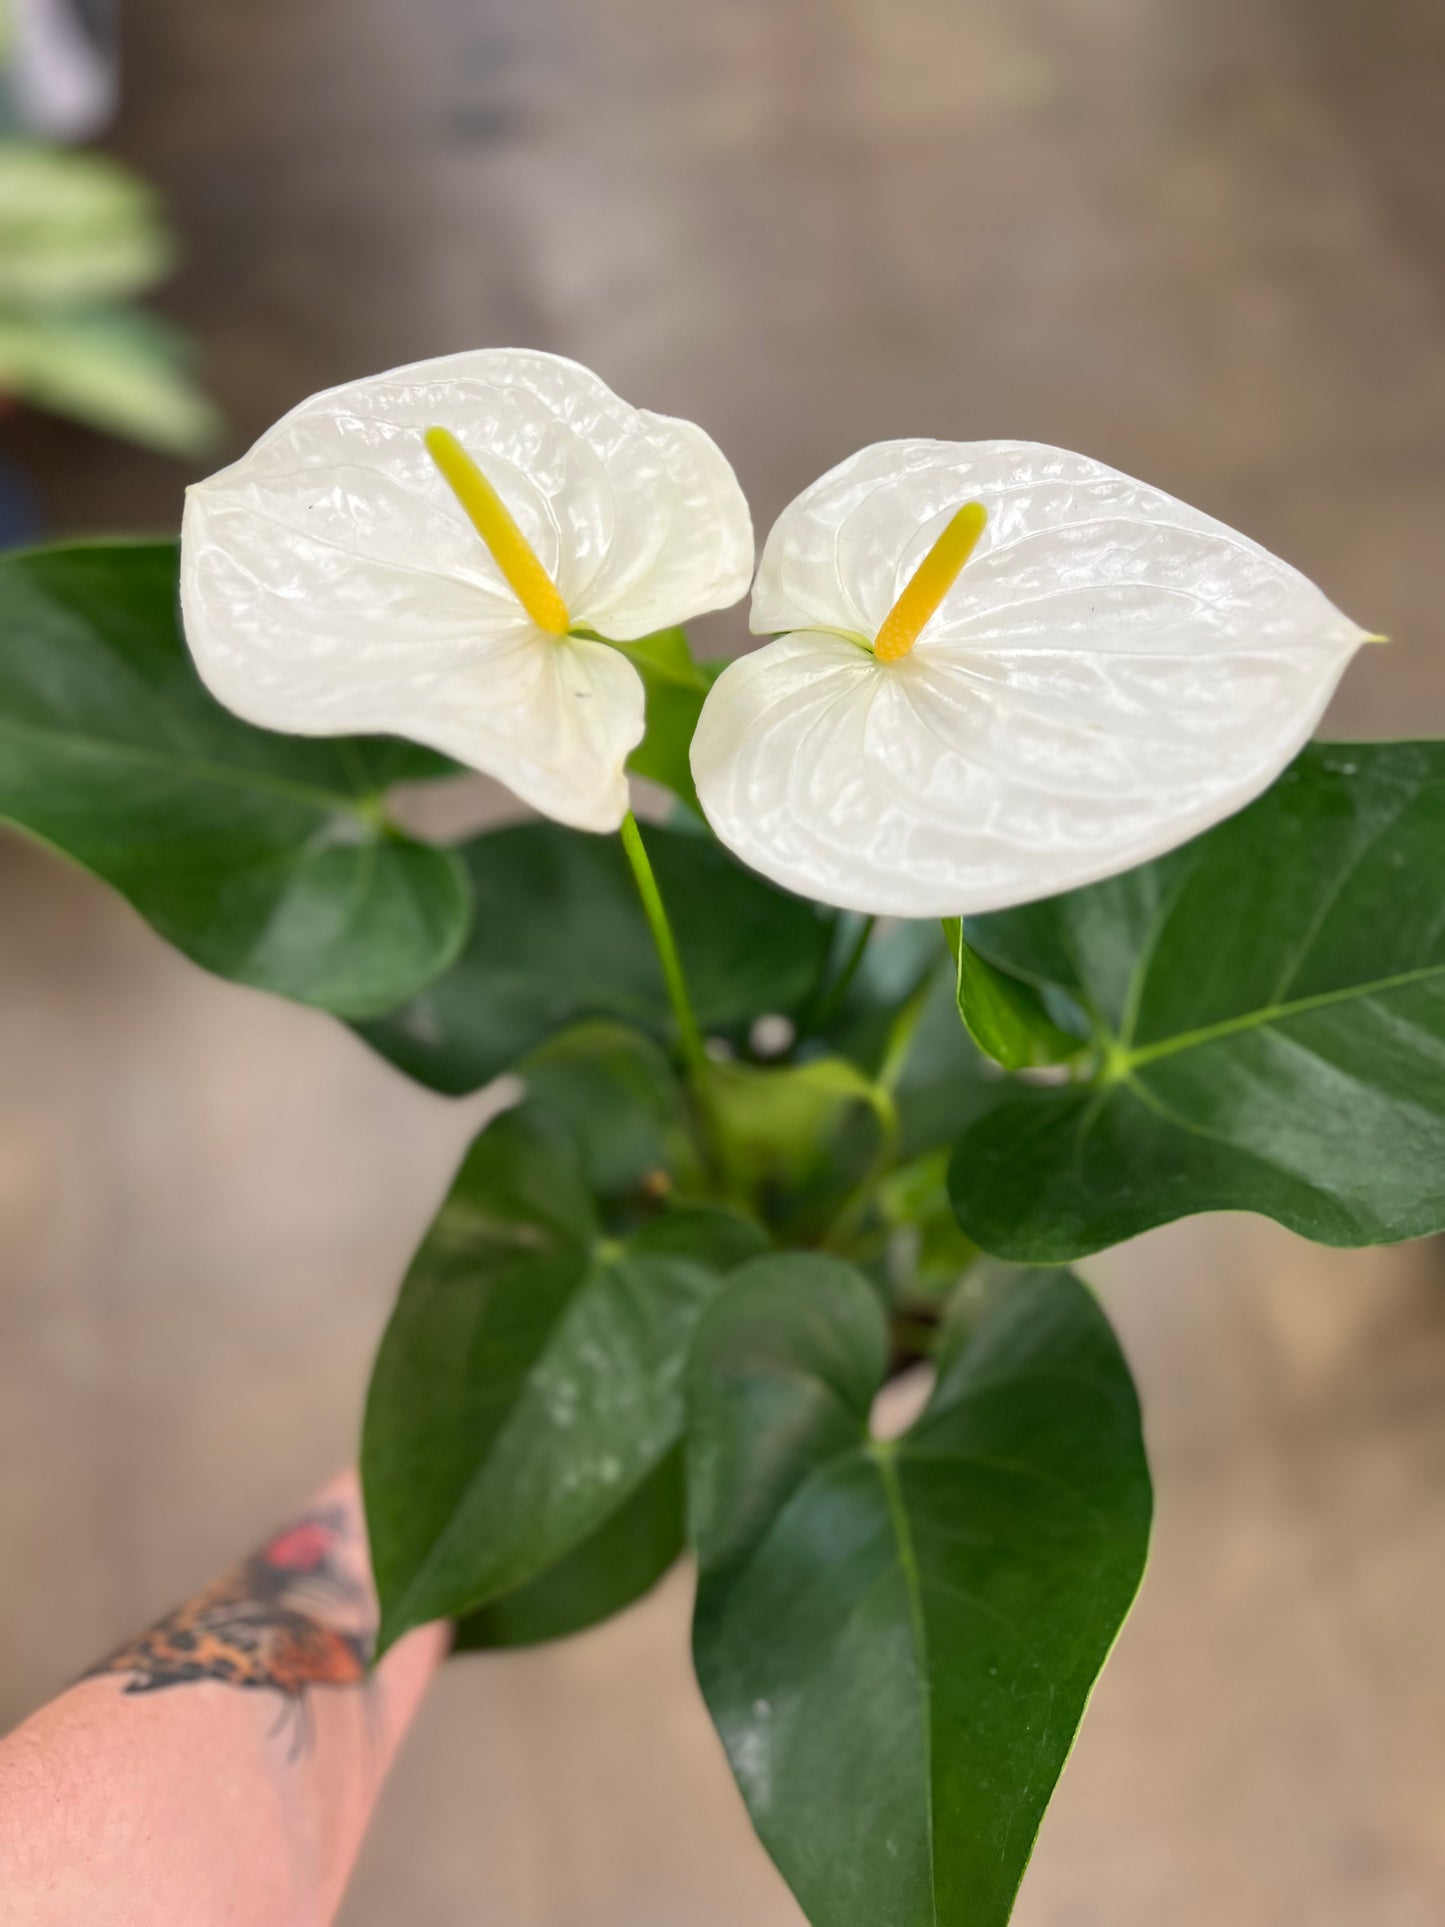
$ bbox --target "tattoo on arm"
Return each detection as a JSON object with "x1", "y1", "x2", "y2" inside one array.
[{"x1": 83, "y1": 1502, "x2": 377, "y2": 1749}]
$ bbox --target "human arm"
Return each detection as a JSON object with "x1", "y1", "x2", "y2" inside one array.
[{"x1": 0, "y1": 1470, "x2": 445, "y2": 1927}]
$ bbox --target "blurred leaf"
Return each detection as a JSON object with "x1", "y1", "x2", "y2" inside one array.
[
  {"x1": 820, "y1": 917, "x2": 943, "y2": 1074},
  {"x1": 520, "y1": 1020, "x2": 703, "y2": 1202},
  {"x1": 0, "y1": 143, "x2": 170, "y2": 307},
  {"x1": 951, "y1": 743, "x2": 1445, "y2": 1260},
  {"x1": 943, "y1": 917, "x2": 1084, "y2": 1070},
  {"x1": 0, "y1": 305, "x2": 222, "y2": 455},
  {"x1": 364, "y1": 1105, "x2": 765, "y2": 1653},
  {"x1": 819, "y1": 920, "x2": 992, "y2": 1160},
  {"x1": 0, "y1": 542, "x2": 470, "y2": 1016},
  {"x1": 689, "y1": 1257, "x2": 1151, "y2": 1927},
  {"x1": 453, "y1": 1446, "x2": 684, "y2": 1651},
  {"x1": 358, "y1": 819, "x2": 833, "y2": 1095},
  {"x1": 886, "y1": 951, "x2": 993, "y2": 1162}
]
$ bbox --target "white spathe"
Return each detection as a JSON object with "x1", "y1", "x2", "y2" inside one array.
[
  {"x1": 692, "y1": 439, "x2": 1371, "y2": 915},
  {"x1": 181, "y1": 348, "x2": 754, "y2": 832}
]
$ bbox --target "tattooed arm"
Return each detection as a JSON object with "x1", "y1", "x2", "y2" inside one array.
[{"x1": 0, "y1": 1472, "x2": 446, "y2": 1927}]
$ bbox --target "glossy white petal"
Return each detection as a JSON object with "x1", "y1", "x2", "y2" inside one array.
[
  {"x1": 697, "y1": 440, "x2": 1369, "y2": 915},
  {"x1": 181, "y1": 348, "x2": 751, "y2": 829}
]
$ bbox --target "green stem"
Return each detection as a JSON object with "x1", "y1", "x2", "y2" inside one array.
[
  {"x1": 818, "y1": 949, "x2": 947, "y2": 1253},
  {"x1": 878, "y1": 951, "x2": 947, "y2": 1095},
  {"x1": 619, "y1": 810, "x2": 709, "y2": 1088},
  {"x1": 805, "y1": 915, "x2": 877, "y2": 1034}
]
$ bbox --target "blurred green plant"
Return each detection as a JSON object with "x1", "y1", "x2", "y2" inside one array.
[{"x1": 0, "y1": 141, "x2": 220, "y2": 454}]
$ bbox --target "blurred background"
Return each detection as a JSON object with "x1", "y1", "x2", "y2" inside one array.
[{"x1": 2, "y1": 0, "x2": 1445, "y2": 1920}]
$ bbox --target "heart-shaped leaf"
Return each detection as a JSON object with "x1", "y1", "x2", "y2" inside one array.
[
  {"x1": 358, "y1": 817, "x2": 833, "y2": 1094},
  {"x1": 453, "y1": 1446, "x2": 685, "y2": 1652},
  {"x1": 950, "y1": 743, "x2": 1445, "y2": 1260},
  {"x1": 363, "y1": 1105, "x2": 764, "y2": 1653},
  {"x1": 0, "y1": 542, "x2": 469, "y2": 1017},
  {"x1": 689, "y1": 1257, "x2": 1150, "y2": 1927}
]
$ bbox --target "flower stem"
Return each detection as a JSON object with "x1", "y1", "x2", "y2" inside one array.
[
  {"x1": 805, "y1": 915, "x2": 877, "y2": 1034},
  {"x1": 819, "y1": 950, "x2": 946, "y2": 1253},
  {"x1": 878, "y1": 951, "x2": 947, "y2": 1094},
  {"x1": 619, "y1": 810, "x2": 709, "y2": 1087}
]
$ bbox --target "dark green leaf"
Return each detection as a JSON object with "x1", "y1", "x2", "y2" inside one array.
[
  {"x1": 520, "y1": 1020, "x2": 702, "y2": 1202},
  {"x1": 610, "y1": 626, "x2": 713, "y2": 815},
  {"x1": 363, "y1": 1105, "x2": 764, "y2": 1653},
  {"x1": 358, "y1": 819, "x2": 832, "y2": 1095},
  {"x1": 453, "y1": 1447, "x2": 684, "y2": 1651},
  {"x1": 0, "y1": 542, "x2": 470, "y2": 1017},
  {"x1": 952, "y1": 743, "x2": 1445, "y2": 1260},
  {"x1": 944, "y1": 918, "x2": 1084, "y2": 1071},
  {"x1": 689, "y1": 1257, "x2": 1151, "y2": 1927}
]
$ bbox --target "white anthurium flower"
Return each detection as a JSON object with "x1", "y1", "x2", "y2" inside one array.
[
  {"x1": 181, "y1": 349, "x2": 753, "y2": 831},
  {"x1": 691, "y1": 439, "x2": 1373, "y2": 916}
]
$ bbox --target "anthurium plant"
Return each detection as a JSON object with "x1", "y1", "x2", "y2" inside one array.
[{"x1": 4, "y1": 348, "x2": 1434, "y2": 1925}]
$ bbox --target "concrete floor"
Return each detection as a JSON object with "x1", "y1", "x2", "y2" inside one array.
[{"x1": 2, "y1": 0, "x2": 1445, "y2": 1920}]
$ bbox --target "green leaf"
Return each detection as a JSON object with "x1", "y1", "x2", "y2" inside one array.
[
  {"x1": 0, "y1": 543, "x2": 470, "y2": 1017},
  {"x1": 610, "y1": 626, "x2": 715, "y2": 815},
  {"x1": 358, "y1": 819, "x2": 833, "y2": 1095},
  {"x1": 0, "y1": 145, "x2": 171, "y2": 307},
  {"x1": 943, "y1": 918, "x2": 1085, "y2": 1071},
  {"x1": 689, "y1": 1257, "x2": 1151, "y2": 1927},
  {"x1": 951, "y1": 742, "x2": 1445, "y2": 1260},
  {"x1": 363, "y1": 1105, "x2": 765, "y2": 1653},
  {"x1": 453, "y1": 1446, "x2": 684, "y2": 1651},
  {"x1": 520, "y1": 1020, "x2": 703, "y2": 1201},
  {"x1": 0, "y1": 306, "x2": 223, "y2": 456}
]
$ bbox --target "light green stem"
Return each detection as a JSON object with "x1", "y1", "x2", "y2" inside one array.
[
  {"x1": 820, "y1": 950, "x2": 946, "y2": 1252},
  {"x1": 879, "y1": 952, "x2": 947, "y2": 1094},
  {"x1": 619, "y1": 810, "x2": 709, "y2": 1088},
  {"x1": 807, "y1": 914, "x2": 877, "y2": 1033}
]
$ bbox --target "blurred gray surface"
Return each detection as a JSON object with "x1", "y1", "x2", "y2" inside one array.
[{"x1": 3, "y1": 0, "x2": 1445, "y2": 1920}]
